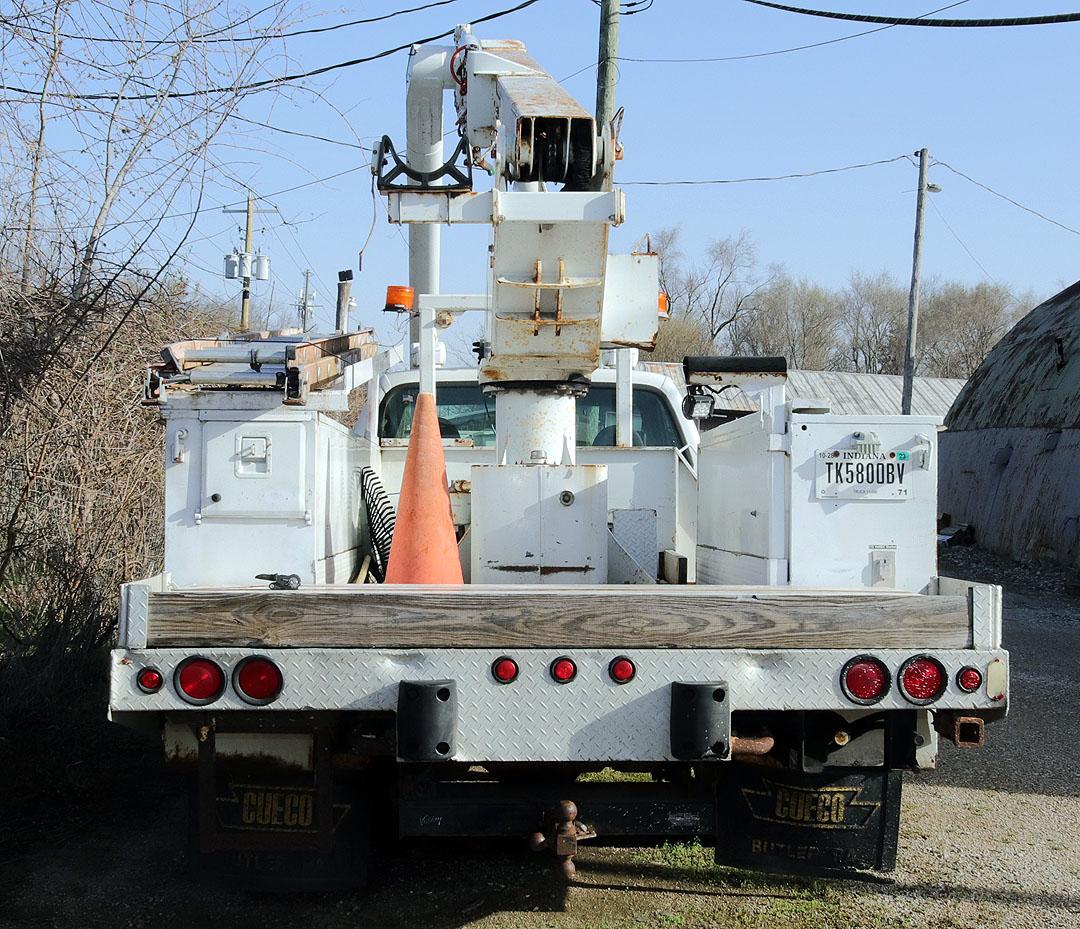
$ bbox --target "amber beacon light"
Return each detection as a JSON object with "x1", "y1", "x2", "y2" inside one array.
[{"x1": 385, "y1": 285, "x2": 416, "y2": 313}]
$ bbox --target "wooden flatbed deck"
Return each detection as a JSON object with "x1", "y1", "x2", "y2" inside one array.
[{"x1": 144, "y1": 584, "x2": 972, "y2": 649}]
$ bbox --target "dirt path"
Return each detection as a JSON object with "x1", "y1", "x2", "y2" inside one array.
[{"x1": 2, "y1": 551, "x2": 1078, "y2": 929}]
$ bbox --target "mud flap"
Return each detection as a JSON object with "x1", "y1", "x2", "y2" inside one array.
[
  {"x1": 189, "y1": 724, "x2": 370, "y2": 891},
  {"x1": 714, "y1": 764, "x2": 902, "y2": 878}
]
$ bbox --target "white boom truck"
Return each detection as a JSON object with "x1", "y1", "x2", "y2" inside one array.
[{"x1": 110, "y1": 25, "x2": 1008, "y2": 889}]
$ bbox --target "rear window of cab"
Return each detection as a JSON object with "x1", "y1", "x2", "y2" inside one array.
[{"x1": 380, "y1": 383, "x2": 681, "y2": 448}]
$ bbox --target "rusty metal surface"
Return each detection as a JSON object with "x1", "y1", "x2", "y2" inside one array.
[
  {"x1": 946, "y1": 279, "x2": 1080, "y2": 431},
  {"x1": 934, "y1": 713, "x2": 986, "y2": 749},
  {"x1": 502, "y1": 76, "x2": 593, "y2": 120},
  {"x1": 529, "y1": 800, "x2": 596, "y2": 879},
  {"x1": 729, "y1": 734, "x2": 776, "y2": 757},
  {"x1": 937, "y1": 282, "x2": 1080, "y2": 568},
  {"x1": 939, "y1": 426, "x2": 1080, "y2": 567}
]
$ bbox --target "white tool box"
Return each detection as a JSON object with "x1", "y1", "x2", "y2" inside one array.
[{"x1": 697, "y1": 406, "x2": 940, "y2": 592}]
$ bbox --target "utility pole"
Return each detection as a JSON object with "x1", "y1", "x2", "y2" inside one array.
[
  {"x1": 240, "y1": 191, "x2": 254, "y2": 330},
  {"x1": 595, "y1": 0, "x2": 620, "y2": 132},
  {"x1": 901, "y1": 148, "x2": 930, "y2": 415},
  {"x1": 222, "y1": 192, "x2": 276, "y2": 330},
  {"x1": 336, "y1": 269, "x2": 354, "y2": 333},
  {"x1": 298, "y1": 270, "x2": 314, "y2": 332}
]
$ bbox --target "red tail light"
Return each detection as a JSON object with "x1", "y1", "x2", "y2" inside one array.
[
  {"x1": 550, "y1": 657, "x2": 577, "y2": 683},
  {"x1": 608, "y1": 656, "x2": 636, "y2": 684},
  {"x1": 899, "y1": 656, "x2": 946, "y2": 704},
  {"x1": 840, "y1": 656, "x2": 890, "y2": 704},
  {"x1": 233, "y1": 656, "x2": 283, "y2": 705},
  {"x1": 491, "y1": 656, "x2": 519, "y2": 684},
  {"x1": 957, "y1": 666, "x2": 983, "y2": 694},
  {"x1": 175, "y1": 657, "x2": 226, "y2": 705},
  {"x1": 136, "y1": 667, "x2": 163, "y2": 694}
]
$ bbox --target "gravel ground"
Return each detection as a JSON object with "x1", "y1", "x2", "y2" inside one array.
[{"x1": 1, "y1": 548, "x2": 1077, "y2": 929}]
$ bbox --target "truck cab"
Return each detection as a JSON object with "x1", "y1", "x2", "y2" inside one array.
[{"x1": 360, "y1": 363, "x2": 699, "y2": 582}]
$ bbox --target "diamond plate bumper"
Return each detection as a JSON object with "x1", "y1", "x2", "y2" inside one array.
[{"x1": 111, "y1": 647, "x2": 1008, "y2": 762}]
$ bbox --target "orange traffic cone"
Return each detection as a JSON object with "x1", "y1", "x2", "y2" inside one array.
[{"x1": 384, "y1": 392, "x2": 464, "y2": 584}]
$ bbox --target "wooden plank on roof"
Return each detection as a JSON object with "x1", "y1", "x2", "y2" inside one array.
[{"x1": 145, "y1": 585, "x2": 972, "y2": 649}]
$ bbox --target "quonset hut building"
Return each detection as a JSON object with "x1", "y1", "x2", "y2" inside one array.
[{"x1": 939, "y1": 281, "x2": 1080, "y2": 569}]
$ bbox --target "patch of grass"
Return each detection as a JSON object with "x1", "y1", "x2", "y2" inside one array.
[
  {"x1": 638, "y1": 839, "x2": 713, "y2": 871},
  {"x1": 577, "y1": 768, "x2": 653, "y2": 783}
]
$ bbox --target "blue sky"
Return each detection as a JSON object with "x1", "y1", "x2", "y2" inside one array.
[{"x1": 183, "y1": 0, "x2": 1080, "y2": 336}]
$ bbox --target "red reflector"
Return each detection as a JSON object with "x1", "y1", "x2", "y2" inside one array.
[
  {"x1": 550, "y1": 657, "x2": 577, "y2": 683},
  {"x1": 137, "y1": 667, "x2": 163, "y2": 693},
  {"x1": 899, "y1": 656, "x2": 946, "y2": 704},
  {"x1": 957, "y1": 666, "x2": 983, "y2": 694},
  {"x1": 492, "y1": 657, "x2": 519, "y2": 684},
  {"x1": 841, "y1": 656, "x2": 889, "y2": 704},
  {"x1": 234, "y1": 657, "x2": 283, "y2": 704},
  {"x1": 609, "y1": 657, "x2": 636, "y2": 684},
  {"x1": 175, "y1": 657, "x2": 225, "y2": 704}
]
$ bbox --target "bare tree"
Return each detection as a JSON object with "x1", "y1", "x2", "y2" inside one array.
[
  {"x1": 918, "y1": 281, "x2": 1020, "y2": 378},
  {"x1": 1, "y1": 0, "x2": 291, "y2": 298},
  {"x1": 839, "y1": 271, "x2": 907, "y2": 374},
  {"x1": 0, "y1": 0, "x2": 294, "y2": 667},
  {"x1": 648, "y1": 232, "x2": 1022, "y2": 378},
  {"x1": 651, "y1": 315, "x2": 716, "y2": 363},
  {"x1": 727, "y1": 269, "x2": 844, "y2": 369},
  {"x1": 651, "y1": 227, "x2": 769, "y2": 346}
]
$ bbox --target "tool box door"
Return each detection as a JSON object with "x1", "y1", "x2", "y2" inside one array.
[{"x1": 200, "y1": 421, "x2": 308, "y2": 519}]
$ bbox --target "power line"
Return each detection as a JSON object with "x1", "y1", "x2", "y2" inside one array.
[
  {"x1": 1, "y1": 0, "x2": 544, "y2": 101},
  {"x1": 933, "y1": 160, "x2": 1080, "y2": 238},
  {"x1": 228, "y1": 113, "x2": 370, "y2": 150},
  {"x1": 2, "y1": 0, "x2": 463, "y2": 46},
  {"x1": 742, "y1": 1, "x2": 1080, "y2": 28},
  {"x1": 928, "y1": 198, "x2": 995, "y2": 282},
  {"x1": 191, "y1": 0, "x2": 464, "y2": 43},
  {"x1": 48, "y1": 165, "x2": 367, "y2": 233},
  {"x1": 588, "y1": 0, "x2": 655, "y2": 15},
  {"x1": 614, "y1": 1, "x2": 970, "y2": 63},
  {"x1": 282, "y1": 220, "x2": 333, "y2": 299},
  {"x1": 620, "y1": 154, "x2": 912, "y2": 186}
]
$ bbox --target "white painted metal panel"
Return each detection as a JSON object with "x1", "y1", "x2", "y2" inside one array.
[
  {"x1": 111, "y1": 645, "x2": 1009, "y2": 762},
  {"x1": 470, "y1": 464, "x2": 608, "y2": 583},
  {"x1": 600, "y1": 253, "x2": 660, "y2": 349},
  {"x1": 789, "y1": 415, "x2": 939, "y2": 592},
  {"x1": 164, "y1": 411, "x2": 365, "y2": 588},
  {"x1": 696, "y1": 411, "x2": 787, "y2": 584},
  {"x1": 201, "y1": 421, "x2": 307, "y2": 519},
  {"x1": 696, "y1": 547, "x2": 787, "y2": 586},
  {"x1": 578, "y1": 448, "x2": 682, "y2": 561}
]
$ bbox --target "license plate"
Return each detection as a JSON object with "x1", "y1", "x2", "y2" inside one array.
[{"x1": 815, "y1": 450, "x2": 911, "y2": 499}]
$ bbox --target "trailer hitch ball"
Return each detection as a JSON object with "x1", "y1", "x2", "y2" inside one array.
[{"x1": 529, "y1": 799, "x2": 596, "y2": 880}]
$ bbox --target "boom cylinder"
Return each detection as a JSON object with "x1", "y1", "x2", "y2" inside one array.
[{"x1": 493, "y1": 386, "x2": 580, "y2": 466}]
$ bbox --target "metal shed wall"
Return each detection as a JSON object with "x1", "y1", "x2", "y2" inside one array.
[{"x1": 939, "y1": 280, "x2": 1080, "y2": 568}]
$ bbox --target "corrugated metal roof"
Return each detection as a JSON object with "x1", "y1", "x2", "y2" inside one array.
[
  {"x1": 786, "y1": 370, "x2": 963, "y2": 417},
  {"x1": 946, "y1": 279, "x2": 1080, "y2": 431},
  {"x1": 638, "y1": 361, "x2": 964, "y2": 418}
]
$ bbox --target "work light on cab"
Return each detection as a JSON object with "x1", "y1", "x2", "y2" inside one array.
[
  {"x1": 957, "y1": 666, "x2": 983, "y2": 694},
  {"x1": 174, "y1": 656, "x2": 226, "y2": 705},
  {"x1": 233, "y1": 656, "x2": 284, "y2": 705},
  {"x1": 898, "y1": 655, "x2": 947, "y2": 704},
  {"x1": 840, "y1": 656, "x2": 890, "y2": 705},
  {"x1": 491, "y1": 656, "x2": 519, "y2": 684}
]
